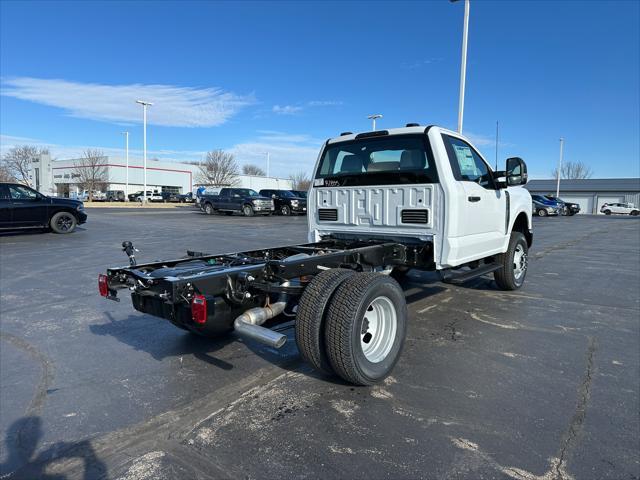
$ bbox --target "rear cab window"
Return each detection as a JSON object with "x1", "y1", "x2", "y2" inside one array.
[{"x1": 315, "y1": 134, "x2": 438, "y2": 187}]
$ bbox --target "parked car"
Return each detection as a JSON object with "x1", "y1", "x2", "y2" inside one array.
[
  {"x1": 200, "y1": 188, "x2": 274, "y2": 216},
  {"x1": 0, "y1": 182, "x2": 87, "y2": 234},
  {"x1": 78, "y1": 190, "x2": 106, "y2": 201},
  {"x1": 544, "y1": 195, "x2": 580, "y2": 216},
  {"x1": 129, "y1": 191, "x2": 163, "y2": 202},
  {"x1": 258, "y1": 189, "x2": 307, "y2": 215},
  {"x1": 290, "y1": 190, "x2": 308, "y2": 199},
  {"x1": 532, "y1": 195, "x2": 559, "y2": 217},
  {"x1": 178, "y1": 192, "x2": 195, "y2": 203},
  {"x1": 600, "y1": 202, "x2": 639, "y2": 216},
  {"x1": 128, "y1": 191, "x2": 144, "y2": 201},
  {"x1": 106, "y1": 190, "x2": 125, "y2": 202}
]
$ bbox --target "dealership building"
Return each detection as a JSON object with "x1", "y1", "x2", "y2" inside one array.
[
  {"x1": 29, "y1": 154, "x2": 293, "y2": 197},
  {"x1": 525, "y1": 178, "x2": 640, "y2": 214}
]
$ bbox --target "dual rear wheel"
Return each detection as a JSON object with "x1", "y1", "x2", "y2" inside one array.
[{"x1": 295, "y1": 269, "x2": 407, "y2": 385}]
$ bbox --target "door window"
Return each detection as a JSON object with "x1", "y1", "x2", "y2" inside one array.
[
  {"x1": 442, "y1": 135, "x2": 494, "y2": 189},
  {"x1": 9, "y1": 185, "x2": 39, "y2": 200},
  {"x1": 0, "y1": 185, "x2": 10, "y2": 200}
]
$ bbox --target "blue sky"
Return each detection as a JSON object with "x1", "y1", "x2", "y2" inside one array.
[{"x1": 1, "y1": 0, "x2": 638, "y2": 178}]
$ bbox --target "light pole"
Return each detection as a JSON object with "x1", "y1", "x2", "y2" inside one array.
[
  {"x1": 265, "y1": 151, "x2": 270, "y2": 177},
  {"x1": 556, "y1": 137, "x2": 564, "y2": 197},
  {"x1": 136, "y1": 100, "x2": 153, "y2": 203},
  {"x1": 451, "y1": 0, "x2": 470, "y2": 133},
  {"x1": 121, "y1": 131, "x2": 129, "y2": 200},
  {"x1": 367, "y1": 114, "x2": 383, "y2": 131}
]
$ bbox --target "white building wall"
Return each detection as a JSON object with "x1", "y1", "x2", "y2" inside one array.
[{"x1": 32, "y1": 155, "x2": 292, "y2": 197}]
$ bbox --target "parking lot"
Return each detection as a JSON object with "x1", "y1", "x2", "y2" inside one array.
[{"x1": 0, "y1": 209, "x2": 638, "y2": 480}]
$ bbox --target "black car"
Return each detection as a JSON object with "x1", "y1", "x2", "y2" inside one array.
[
  {"x1": 0, "y1": 182, "x2": 87, "y2": 233},
  {"x1": 259, "y1": 189, "x2": 307, "y2": 215},
  {"x1": 544, "y1": 195, "x2": 580, "y2": 216}
]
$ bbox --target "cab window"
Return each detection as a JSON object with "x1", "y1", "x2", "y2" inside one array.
[
  {"x1": 9, "y1": 184, "x2": 39, "y2": 200},
  {"x1": 442, "y1": 135, "x2": 494, "y2": 189}
]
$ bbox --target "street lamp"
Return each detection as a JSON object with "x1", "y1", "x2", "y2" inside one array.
[
  {"x1": 121, "y1": 131, "x2": 129, "y2": 201},
  {"x1": 136, "y1": 100, "x2": 153, "y2": 203},
  {"x1": 556, "y1": 137, "x2": 564, "y2": 197},
  {"x1": 451, "y1": 0, "x2": 470, "y2": 133},
  {"x1": 367, "y1": 114, "x2": 383, "y2": 131}
]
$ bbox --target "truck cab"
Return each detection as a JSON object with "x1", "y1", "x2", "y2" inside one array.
[{"x1": 308, "y1": 125, "x2": 532, "y2": 270}]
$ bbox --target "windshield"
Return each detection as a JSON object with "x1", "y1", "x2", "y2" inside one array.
[
  {"x1": 315, "y1": 135, "x2": 437, "y2": 186},
  {"x1": 235, "y1": 189, "x2": 259, "y2": 197},
  {"x1": 280, "y1": 190, "x2": 296, "y2": 198}
]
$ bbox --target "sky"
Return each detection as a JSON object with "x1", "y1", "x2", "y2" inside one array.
[{"x1": 1, "y1": 0, "x2": 639, "y2": 179}]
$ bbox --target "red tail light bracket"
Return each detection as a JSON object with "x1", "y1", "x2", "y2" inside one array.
[{"x1": 191, "y1": 294, "x2": 208, "y2": 324}]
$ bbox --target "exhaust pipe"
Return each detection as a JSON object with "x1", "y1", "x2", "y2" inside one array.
[{"x1": 233, "y1": 301, "x2": 287, "y2": 349}]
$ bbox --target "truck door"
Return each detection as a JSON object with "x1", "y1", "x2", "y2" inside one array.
[
  {"x1": 8, "y1": 184, "x2": 49, "y2": 226},
  {"x1": 0, "y1": 185, "x2": 12, "y2": 226},
  {"x1": 442, "y1": 134, "x2": 507, "y2": 262}
]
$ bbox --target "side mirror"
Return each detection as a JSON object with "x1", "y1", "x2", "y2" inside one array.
[
  {"x1": 506, "y1": 157, "x2": 528, "y2": 186},
  {"x1": 272, "y1": 194, "x2": 277, "y2": 199}
]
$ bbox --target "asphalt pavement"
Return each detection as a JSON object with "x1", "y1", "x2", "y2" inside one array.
[{"x1": 0, "y1": 208, "x2": 638, "y2": 480}]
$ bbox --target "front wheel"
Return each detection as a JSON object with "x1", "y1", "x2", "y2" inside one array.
[
  {"x1": 50, "y1": 211, "x2": 77, "y2": 234},
  {"x1": 494, "y1": 232, "x2": 528, "y2": 290},
  {"x1": 537, "y1": 209, "x2": 548, "y2": 217},
  {"x1": 243, "y1": 204, "x2": 254, "y2": 217},
  {"x1": 280, "y1": 205, "x2": 291, "y2": 216},
  {"x1": 204, "y1": 203, "x2": 214, "y2": 215},
  {"x1": 324, "y1": 273, "x2": 407, "y2": 385},
  {"x1": 630, "y1": 210, "x2": 639, "y2": 216},
  {"x1": 603, "y1": 210, "x2": 611, "y2": 215}
]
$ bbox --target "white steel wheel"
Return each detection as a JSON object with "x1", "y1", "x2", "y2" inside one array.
[
  {"x1": 513, "y1": 244, "x2": 527, "y2": 281},
  {"x1": 360, "y1": 296, "x2": 397, "y2": 363}
]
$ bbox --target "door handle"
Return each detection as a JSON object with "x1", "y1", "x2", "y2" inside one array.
[{"x1": 468, "y1": 196, "x2": 481, "y2": 202}]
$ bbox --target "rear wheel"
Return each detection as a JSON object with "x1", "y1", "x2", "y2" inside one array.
[
  {"x1": 537, "y1": 209, "x2": 548, "y2": 217},
  {"x1": 604, "y1": 209, "x2": 611, "y2": 215},
  {"x1": 631, "y1": 210, "x2": 639, "y2": 216},
  {"x1": 50, "y1": 211, "x2": 77, "y2": 234},
  {"x1": 494, "y1": 232, "x2": 528, "y2": 290},
  {"x1": 204, "y1": 203, "x2": 214, "y2": 215},
  {"x1": 295, "y1": 268, "x2": 356, "y2": 375},
  {"x1": 324, "y1": 273, "x2": 407, "y2": 385},
  {"x1": 243, "y1": 204, "x2": 254, "y2": 217}
]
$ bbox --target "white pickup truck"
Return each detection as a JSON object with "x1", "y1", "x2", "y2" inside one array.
[{"x1": 100, "y1": 124, "x2": 532, "y2": 385}]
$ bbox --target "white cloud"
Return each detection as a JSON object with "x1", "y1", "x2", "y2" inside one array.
[
  {"x1": 272, "y1": 100, "x2": 342, "y2": 115},
  {"x1": 230, "y1": 131, "x2": 323, "y2": 177},
  {"x1": 0, "y1": 134, "x2": 206, "y2": 162},
  {"x1": 1, "y1": 77, "x2": 255, "y2": 127},
  {"x1": 272, "y1": 104, "x2": 304, "y2": 115}
]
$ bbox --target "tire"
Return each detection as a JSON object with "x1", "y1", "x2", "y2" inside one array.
[
  {"x1": 604, "y1": 210, "x2": 611, "y2": 215},
  {"x1": 537, "y1": 209, "x2": 548, "y2": 217},
  {"x1": 295, "y1": 269, "x2": 356, "y2": 375},
  {"x1": 324, "y1": 273, "x2": 407, "y2": 385},
  {"x1": 243, "y1": 204, "x2": 254, "y2": 217},
  {"x1": 204, "y1": 203, "x2": 214, "y2": 215},
  {"x1": 493, "y1": 232, "x2": 528, "y2": 291},
  {"x1": 50, "y1": 211, "x2": 77, "y2": 234},
  {"x1": 631, "y1": 210, "x2": 639, "y2": 216},
  {"x1": 281, "y1": 205, "x2": 291, "y2": 216}
]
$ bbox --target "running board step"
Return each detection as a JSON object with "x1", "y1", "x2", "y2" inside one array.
[{"x1": 440, "y1": 263, "x2": 501, "y2": 284}]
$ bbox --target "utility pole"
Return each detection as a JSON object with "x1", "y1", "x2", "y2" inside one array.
[
  {"x1": 451, "y1": 0, "x2": 470, "y2": 133},
  {"x1": 556, "y1": 137, "x2": 564, "y2": 197},
  {"x1": 367, "y1": 114, "x2": 383, "y2": 131},
  {"x1": 136, "y1": 100, "x2": 153, "y2": 204},
  {"x1": 495, "y1": 121, "x2": 499, "y2": 171},
  {"x1": 122, "y1": 131, "x2": 129, "y2": 200},
  {"x1": 266, "y1": 151, "x2": 270, "y2": 177}
]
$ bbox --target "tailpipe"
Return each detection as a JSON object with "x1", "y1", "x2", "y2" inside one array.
[{"x1": 233, "y1": 301, "x2": 287, "y2": 349}]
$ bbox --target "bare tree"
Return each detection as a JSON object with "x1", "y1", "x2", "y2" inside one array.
[
  {"x1": 0, "y1": 145, "x2": 49, "y2": 186},
  {"x1": 196, "y1": 150, "x2": 239, "y2": 186},
  {"x1": 289, "y1": 171, "x2": 311, "y2": 191},
  {"x1": 73, "y1": 149, "x2": 108, "y2": 201},
  {"x1": 242, "y1": 164, "x2": 266, "y2": 176},
  {"x1": 551, "y1": 160, "x2": 594, "y2": 180},
  {"x1": 0, "y1": 162, "x2": 16, "y2": 182}
]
